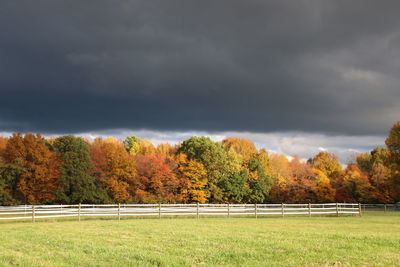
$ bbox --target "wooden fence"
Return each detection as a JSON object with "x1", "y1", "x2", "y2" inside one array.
[
  {"x1": 360, "y1": 203, "x2": 397, "y2": 212},
  {"x1": 0, "y1": 203, "x2": 361, "y2": 222}
]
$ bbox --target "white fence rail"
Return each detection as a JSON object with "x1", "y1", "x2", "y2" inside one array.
[{"x1": 0, "y1": 203, "x2": 361, "y2": 222}]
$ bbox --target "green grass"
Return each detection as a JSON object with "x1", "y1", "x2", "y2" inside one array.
[{"x1": 0, "y1": 213, "x2": 399, "y2": 266}]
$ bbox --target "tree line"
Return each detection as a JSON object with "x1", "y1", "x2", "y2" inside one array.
[{"x1": 0, "y1": 121, "x2": 399, "y2": 205}]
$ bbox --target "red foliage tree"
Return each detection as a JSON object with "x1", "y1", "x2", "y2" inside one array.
[{"x1": 133, "y1": 155, "x2": 180, "y2": 203}]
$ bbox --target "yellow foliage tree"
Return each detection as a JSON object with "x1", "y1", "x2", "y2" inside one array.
[
  {"x1": 312, "y1": 168, "x2": 336, "y2": 202},
  {"x1": 176, "y1": 153, "x2": 208, "y2": 203},
  {"x1": 222, "y1": 137, "x2": 257, "y2": 161}
]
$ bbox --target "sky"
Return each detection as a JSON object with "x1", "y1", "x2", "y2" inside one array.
[{"x1": 1, "y1": 1, "x2": 399, "y2": 162}]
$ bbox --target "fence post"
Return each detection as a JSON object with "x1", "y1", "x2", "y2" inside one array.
[
  {"x1": 308, "y1": 203, "x2": 311, "y2": 217},
  {"x1": 255, "y1": 204, "x2": 258, "y2": 219},
  {"x1": 118, "y1": 203, "x2": 121, "y2": 221},
  {"x1": 227, "y1": 203, "x2": 230, "y2": 218},
  {"x1": 384, "y1": 204, "x2": 387, "y2": 213},
  {"x1": 32, "y1": 205, "x2": 35, "y2": 223},
  {"x1": 336, "y1": 203, "x2": 339, "y2": 217},
  {"x1": 197, "y1": 203, "x2": 199, "y2": 219},
  {"x1": 158, "y1": 203, "x2": 161, "y2": 219},
  {"x1": 78, "y1": 203, "x2": 81, "y2": 221},
  {"x1": 358, "y1": 203, "x2": 362, "y2": 217},
  {"x1": 281, "y1": 203, "x2": 284, "y2": 217}
]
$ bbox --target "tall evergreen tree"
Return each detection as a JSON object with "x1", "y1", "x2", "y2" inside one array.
[
  {"x1": 54, "y1": 135, "x2": 107, "y2": 204},
  {"x1": 0, "y1": 158, "x2": 24, "y2": 205}
]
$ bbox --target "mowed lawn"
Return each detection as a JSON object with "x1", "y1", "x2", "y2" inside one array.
[{"x1": 0, "y1": 213, "x2": 399, "y2": 266}]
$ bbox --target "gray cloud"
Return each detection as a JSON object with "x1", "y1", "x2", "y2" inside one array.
[{"x1": 0, "y1": 1, "x2": 399, "y2": 135}]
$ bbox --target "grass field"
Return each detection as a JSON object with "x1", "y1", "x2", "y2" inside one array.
[{"x1": 0, "y1": 213, "x2": 399, "y2": 266}]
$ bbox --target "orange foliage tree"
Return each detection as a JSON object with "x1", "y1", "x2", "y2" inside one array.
[
  {"x1": 0, "y1": 137, "x2": 7, "y2": 157},
  {"x1": 336, "y1": 164, "x2": 374, "y2": 203},
  {"x1": 355, "y1": 149, "x2": 394, "y2": 203},
  {"x1": 90, "y1": 138, "x2": 136, "y2": 203},
  {"x1": 3, "y1": 133, "x2": 60, "y2": 204}
]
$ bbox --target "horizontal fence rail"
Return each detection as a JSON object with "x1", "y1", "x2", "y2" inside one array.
[
  {"x1": 360, "y1": 203, "x2": 397, "y2": 212},
  {"x1": 0, "y1": 203, "x2": 363, "y2": 222}
]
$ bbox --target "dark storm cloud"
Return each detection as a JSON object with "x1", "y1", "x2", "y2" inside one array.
[{"x1": 1, "y1": 0, "x2": 399, "y2": 135}]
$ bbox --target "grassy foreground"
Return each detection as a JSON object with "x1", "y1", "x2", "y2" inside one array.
[{"x1": 0, "y1": 213, "x2": 399, "y2": 266}]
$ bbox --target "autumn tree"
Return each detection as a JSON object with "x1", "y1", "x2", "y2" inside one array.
[
  {"x1": 123, "y1": 135, "x2": 157, "y2": 155},
  {"x1": 270, "y1": 156, "x2": 336, "y2": 203},
  {"x1": 133, "y1": 155, "x2": 180, "y2": 203},
  {"x1": 355, "y1": 148, "x2": 393, "y2": 203},
  {"x1": 156, "y1": 143, "x2": 175, "y2": 157},
  {"x1": 138, "y1": 139, "x2": 157, "y2": 155},
  {"x1": 3, "y1": 133, "x2": 60, "y2": 204},
  {"x1": 312, "y1": 168, "x2": 336, "y2": 203},
  {"x1": 53, "y1": 135, "x2": 107, "y2": 204},
  {"x1": 0, "y1": 137, "x2": 7, "y2": 157},
  {"x1": 356, "y1": 153, "x2": 373, "y2": 173},
  {"x1": 175, "y1": 153, "x2": 208, "y2": 203},
  {"x1": 336, "y1": 164, "x2": 374, "y2": 203},
  {"x1": 177, "y1": 137, "x2": 241, "y2": 202},
  {"x1": 90, "y1": 138, "x2": 136, "y2": 203},
  {"x1": 256, "y1": 149, "x2": 271, "y2": 175},
  {"x1": 308, "y1": 152, "x2": 342, "y2": 179},
  {"x1": 268, "y1": 154, "x2": 292, "y2": 203},
  {"x1": 385, "y1": 121, "x2": 400, "y2": 201},
  {"x1": 222, "y1": 138, "x2": 258, "y2": 161}
]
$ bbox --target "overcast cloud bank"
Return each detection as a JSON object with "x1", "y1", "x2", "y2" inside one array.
[{"x1": 0, "y1": 1, "x2": 398, "y2": 162}]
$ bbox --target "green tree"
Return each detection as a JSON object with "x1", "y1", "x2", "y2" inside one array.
[
  {"x1": 0, "y1": 159, "x2": 24, "y2": 205},
  {"x1": 177, "y1": 137, "x2": 240, "y2": 202},
  {"x1": 54, "y1": 136, "x2": 107, "y2": 204},
  {"x1": 123, "y1": 135, "x2": 141, "y2": 155},
  {"x1": 219, "y1": 169, "x2": 249, "y2": 203},
  {"x1": 245, "y1": 158, "x2": 272, "y2": 203}
]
